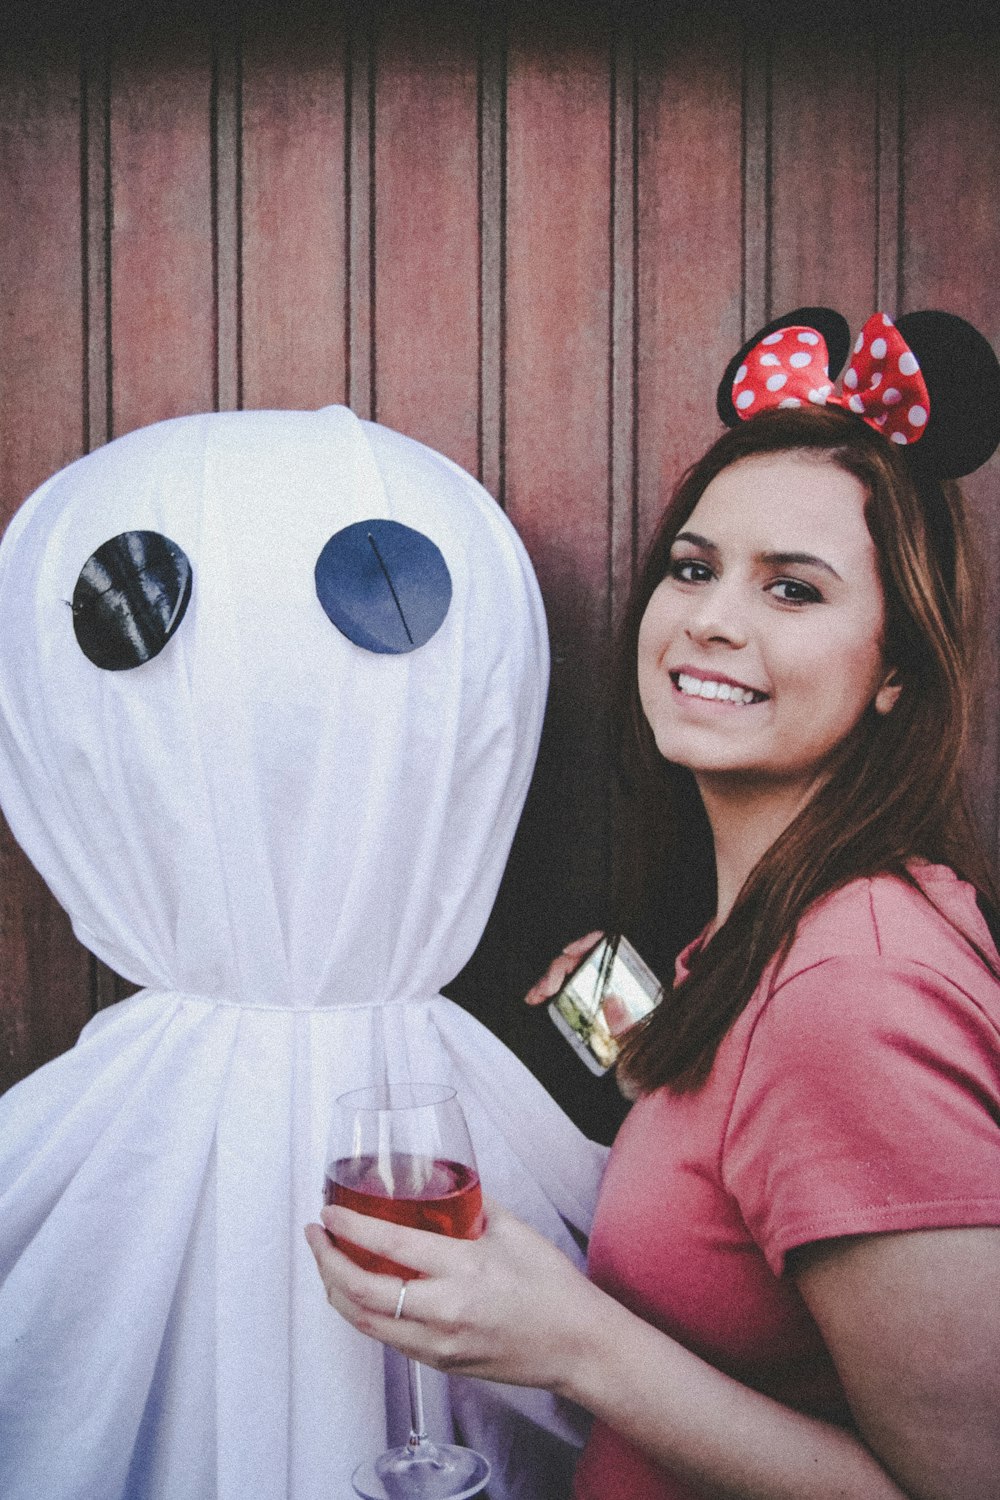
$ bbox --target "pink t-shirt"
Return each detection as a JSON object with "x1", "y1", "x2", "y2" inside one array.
[{"x1": 574, "y1": 867, "x2": 1000, "y2": 1500}]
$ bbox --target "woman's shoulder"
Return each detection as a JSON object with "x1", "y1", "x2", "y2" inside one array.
[{"x1": 775, "y1": 864, "x2": 998, "y2": 988}]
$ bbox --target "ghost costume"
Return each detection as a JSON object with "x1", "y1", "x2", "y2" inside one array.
[{"x1": 0, "y1": 406, "x2": 608, "y2": 1500}]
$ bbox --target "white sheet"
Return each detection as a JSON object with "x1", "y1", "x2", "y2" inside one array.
[{"x1": 0, "y1": 406, "x2": 608, "y2": 1500}]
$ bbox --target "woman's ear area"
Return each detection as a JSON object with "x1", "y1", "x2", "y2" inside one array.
[{"x1": 875, "y1": 670, "x2": 903, "y2": 715}]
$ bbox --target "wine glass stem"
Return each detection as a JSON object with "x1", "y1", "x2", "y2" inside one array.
[{"x1": 406, "y1": 1359, "x2": 429, "y2": 1450}]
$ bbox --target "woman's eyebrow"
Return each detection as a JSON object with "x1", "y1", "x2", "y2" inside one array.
[
  {"x1": 673, "y1": 532, "x2": 843, "y2": 581},
  {"x1": 761, "y1": 550, "x2": 842, "y2": 580},
  {"x1": 673, "y1": 531, "x2": 716, "y2": 552}
]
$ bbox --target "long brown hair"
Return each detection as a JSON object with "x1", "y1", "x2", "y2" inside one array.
[{"x1": 614, "y1": 406, "x2": 1000, "y2": 1094}]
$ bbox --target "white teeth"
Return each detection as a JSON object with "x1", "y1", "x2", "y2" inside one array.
[{"x1": 675, "y1": 672, "x2": 760, "y2": 705}]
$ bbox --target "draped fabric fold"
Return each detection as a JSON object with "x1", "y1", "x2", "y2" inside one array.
[{"x1": 0, "y1": 408, "x2": 608, "y2": 1500}]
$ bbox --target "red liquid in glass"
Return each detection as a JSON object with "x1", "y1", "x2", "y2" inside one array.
[{"x1": 324, "y1": 1152, "x2": 484, "y2": 1277}]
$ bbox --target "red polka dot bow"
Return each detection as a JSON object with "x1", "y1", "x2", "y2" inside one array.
[{"x1": 732, "y1": 312, "x2": 931, "y2": 446}]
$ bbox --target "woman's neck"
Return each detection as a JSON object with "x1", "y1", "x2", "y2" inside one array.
[{"x1": 696, "y1": 773, "x2": 820, "y2": 933}]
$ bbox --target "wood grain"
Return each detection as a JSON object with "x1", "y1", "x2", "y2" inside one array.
[{"x1": 1, "y1": 4, "x2": 999, "y2": 1134}]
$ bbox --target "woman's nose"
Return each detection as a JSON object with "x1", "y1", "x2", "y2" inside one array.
[{"x1": 684, "y1": 582, "x2": 749, "y2": 648}]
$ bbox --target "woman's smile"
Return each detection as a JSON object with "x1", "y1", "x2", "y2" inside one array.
[
  {"x1": 637, "y1": 450, "x2": 901, "y2": 799},
  {"x1": 670, "y1": 668, "x2": 769, "y2": 706}
]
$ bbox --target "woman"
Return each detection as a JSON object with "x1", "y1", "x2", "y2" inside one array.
[{"x1": 307, "y1": 311, "x2": 1000, "y2": 1499}]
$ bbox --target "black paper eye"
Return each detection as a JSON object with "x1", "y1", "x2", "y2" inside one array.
[
  {"x1": 73, "y1": 531, "x2": 193, "y2": 671},
  {"x1": 315, "y1": 519, "x2": 452, "y2": 654}
]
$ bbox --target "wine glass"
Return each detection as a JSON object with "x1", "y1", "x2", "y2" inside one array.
[{"x1": 325, "y1": 1082, "x2": 492, "y2": 1500}]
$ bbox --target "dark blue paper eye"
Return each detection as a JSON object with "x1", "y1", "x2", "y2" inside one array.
[
  {"x1": 73, "y1": 531, "x2": 192, "y2": 671},
  {"x1": 315, "y1": 520, "x2": 452, "y2": 654}
]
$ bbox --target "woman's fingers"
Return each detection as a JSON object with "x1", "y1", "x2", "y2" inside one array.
[
  {"x1": 305, "y1": 1223, "x2": 435, "y2": 1352},
  {"x1": 318, "y1": 1202, "x2": 470, "y2": 1277},
  {"x1": 523, "y1": 930, "x2": 603, "y2": 1006},
  {"x1": 307, "y1": 1197, "x2": 599, "y2": 1387}
]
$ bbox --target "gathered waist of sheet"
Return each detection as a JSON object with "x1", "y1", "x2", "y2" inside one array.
[{"x1": 170, "y1": 990, "x2": 440, "y2": 1014}]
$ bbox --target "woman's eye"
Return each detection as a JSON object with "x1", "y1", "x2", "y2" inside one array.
[
  {"x1": 668, "y1": 557, "x2": 713, "y2": 584},
  {"x1": 768, "y1": 578, "x2": 822, "y2": 605}
]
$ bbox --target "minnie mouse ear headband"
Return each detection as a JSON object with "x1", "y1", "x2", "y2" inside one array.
[{"x1": 716, "y1": 306, "x2": 1000, "y2": 479}]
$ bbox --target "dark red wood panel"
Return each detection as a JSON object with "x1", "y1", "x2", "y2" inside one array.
[
  {"x1": 372, "y1": 1, "x2": 481, "y2": 474},
  {"x1": 0, "y1": 39, "x2": 85, "y2": 519},
  {"x1": 241, "y1": 4, "x2": 349, "y2": 412},
  {"x1": 504, "y1": 5, "x2": 613, "y2": 936},
  {"x1": 903, "y1": 21, "x2": 1000, "y2": 845},
  {"x1": 3, "y1": 3, "x2": 1000, "y2": 1115},
  {"x1": 769, "y1": 17, "x2": 881, "y2": 328},
  {"x1": 108, "y1": 16, "x2": 215, "y2": 436},
  {"x1": 0, "y1": 32, "x2": 94, "y2": 1092},
  {"x1": 635, "y1": 7, "x2": 745, "y2": 560}
]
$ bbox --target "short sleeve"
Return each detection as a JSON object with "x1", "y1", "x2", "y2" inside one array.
[{"x1": 722, "y1": 955, "x2": 1000, "y2": 1275}]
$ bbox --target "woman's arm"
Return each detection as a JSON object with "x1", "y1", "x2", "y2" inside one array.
[
  {"x1": 791, "y1": 1226, "x2": 1000, "y2": 1500},
  {"x1": 307, "y1": 1203, "x2": 999, "y2": 1500}
]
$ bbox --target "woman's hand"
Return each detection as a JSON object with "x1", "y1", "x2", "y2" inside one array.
[
  {"x1": 522, "y1": 931, "x2": 603, "y2": 1008},
  {"x1": 305, "y1": 1197, "x2": 602, "y2": 1393}
]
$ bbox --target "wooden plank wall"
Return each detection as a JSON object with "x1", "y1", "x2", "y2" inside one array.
[{"x1": 2, "y1": 1, "x2": 999, "y2": 1138}]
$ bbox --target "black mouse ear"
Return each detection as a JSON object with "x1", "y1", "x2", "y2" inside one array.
[
  {"x1": 894, "y1": 311, "x2": 1000, "y2": 479},
  {"x1": 73, "y1": 531, "x2": 193, "y2": 670},
  {"x1": 717, "y1": 307, "x2": 850, "y2": 428}
]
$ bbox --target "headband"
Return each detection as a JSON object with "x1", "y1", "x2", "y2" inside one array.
[{"x1": 716, "y1": 306, "x2": 1000, "y2": 479}]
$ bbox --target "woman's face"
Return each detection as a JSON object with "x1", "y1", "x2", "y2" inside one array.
[{"x1": 637, "y1": 451, "x2": 900, "y2": 800}]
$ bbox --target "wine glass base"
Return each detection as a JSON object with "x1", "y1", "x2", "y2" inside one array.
[{"x1": 352, "y1": 1441, "x2": 491, "y2": 1500}]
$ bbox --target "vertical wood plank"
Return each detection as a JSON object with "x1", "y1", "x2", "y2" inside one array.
[
  {"x1": 504, "y1": 2, "x2": 613, "y2": 931},
  {"x1": 902, "y1": 18, "x2": 1000, "y2": 848},
  {"x1": 635, "y1": 7, "x2": 745, "y2": 558},
  {"x1": 82, "y1": 25, "x2": 111, "y2": 454},
  {"x1": 478, "y1": 1, "x2": 506, "y2": 499},
  {"x1": 0, "y1": 27, "x2": 93, "y2": 1089},
  {"x1": 347, "y1": 3, "x2": 375, "y2": 419},
  {"x1": 373, "y1": 1, "x2": 481, "y2": 473},
  {"x1": 874, "y1": 25, "x2": 903, "y2": 315},
  {"x1": 769, "y1": 16, "x2": 880, "y2": 328},
  {"x1": 213, "y1": 12, "x2": 242, "y2": 413},
  {"x1": 741, "y1": 23, "x2": 770, "y2": 338},
  {"x1": 609, "y1": 15, "x2": 636, "y2": 618},
  {"x1": 241, "y1": 3, "x2": 348, "y2": 412},
  {"x1": 108, "y1": 14, "x2": 215, "y2": 436}
]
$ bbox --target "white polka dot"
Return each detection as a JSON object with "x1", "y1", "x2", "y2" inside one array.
[
  {"x1": 890, "y1": 431, "x2": 908, "y2": 444},
  {"x1": 848, "y1": 394, "x2": 865, "y2": 414},
  {"x1": 871, "y1": 337, "x2": 888, "y2": 359},
  {"x1": 882, "y1": 313, "x2": 893, "y2": 326},
  {"x1": 779, "y1": 397, "x2": 802, "y2": 407},
  {"x1": 734, "y1": 364, "x2": 747, "y2": 384},
  {"x1": 908, "y1": 404, "x2": 928, "y2": 426},
  {"x1": 760, "y1": 352, "x2": 781, "y2": 366},
  {"x1": 797, "y1": 330, "x2": 820, "y2": 345},
  {"x1": 808, "y1": 388, "x2": 829, "y2": 405},
  {"x1": 766, "y1": 373, "x2": 788, "y2": 391},
  {"x1": 736, "y1": 389, "x2": 756, "y2": 410},
  {"x1": 843, "y1": 367, "x2": 859, "y2": 389},
  {"x1": 899, "y1": 351, "x2": 920, "y2": 376},
  {"x1": 870, "y1": 372, "x2": 883, "y2": 388},
  {"x1": 789, "y1": 351, "x2": 812, "y2": 368},
  {"x1": 762, "y1": 331, "x2": 784, "y2": 345},
  {"x1": 854, "y1": 333, "x2": 865, "y2": 353},
  {"x1": 883, "y1": 387, "x2": 902, "y2": 405}
]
